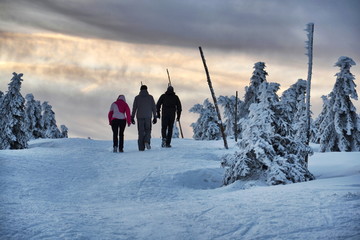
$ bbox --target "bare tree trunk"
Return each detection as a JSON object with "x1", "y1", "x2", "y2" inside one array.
[
  {"x1": 305, "y1": 23, "x2": 314, "y2": 166},
  {"x1": 199, "y1": 46, "x2": 228, "y2": 149},
  {"x1": 234, "y1": 91, "x2": 238, "y2": 142}
]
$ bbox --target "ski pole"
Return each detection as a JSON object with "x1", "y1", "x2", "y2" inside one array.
[
  {"x1": 166, "y1": 68, "x2": 172, "y2": 86},
  {"x1": 166, "y1": 69, "x2": 184, "y2": 138}
]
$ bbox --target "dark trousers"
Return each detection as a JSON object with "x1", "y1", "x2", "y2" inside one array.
[
  {"x1": 161, "y1": 113, "x2": 175, "y2": 145},
  {"x1": 111, "y1": 119, "x2": 126, "y2": 150},
  {"x1": 137, "y1": 118, "x2": 152, "y2": 151}
]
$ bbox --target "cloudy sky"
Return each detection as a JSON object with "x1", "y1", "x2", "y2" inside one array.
[{"x1": 1, "y1": 0, "x2": 359, "y2": 140}]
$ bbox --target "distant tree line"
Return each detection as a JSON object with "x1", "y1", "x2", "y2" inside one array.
[
  {"x1": 190, "y1": 57, "x2": 359, "y2": 186},
  {"x1": 0, "y1": 72, "x2": 68, "y2": 150}
]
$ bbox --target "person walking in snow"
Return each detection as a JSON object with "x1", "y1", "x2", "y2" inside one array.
[
  {"x1": 131, "y1": 85, "x2": 157, "y2": 151},
  {"x1": 108, "y1": 95, "x2": 131, "y2": 152},
  {"x1": 156, "y1": 85, "x2": 182, "y2": 148}
]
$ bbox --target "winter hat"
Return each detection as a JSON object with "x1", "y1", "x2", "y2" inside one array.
[
  {"x1": 167, "y1": 86, "x2": 174, "y2": 92},
  {"x1": 140, "y1": 85, "x2": 148, "y2": 90}
]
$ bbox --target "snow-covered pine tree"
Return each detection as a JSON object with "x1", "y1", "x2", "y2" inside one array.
[
  {"x1": 222, "y1": 82, "x2": 279, "y2": 185},
  {"x1": 189, "y1": 99, "x2": 221, "y2": 140},
  {"x1": 222, "y1": 81, "x2": 314, "y2": 186},
  {"x1": 279, "y1": 79, "x2": 310, "y2": 143},
  {"x1": 280, "y1": 79, "x2": 307, "y2": 126},
  {"x1": 218, "y1": 95, "x2": 243, "y2": 138},
  {"x1": 60, "y1": 125, "x2": 69, "y2": 138},
  {"x1": 41, "y1": 101, "x2": 61, "y2": 138},
  {"x1": 309, "y1": 120, "x2": 317, "y2": 144},
  {"x1": 270, "y1": 85, "x2": 314, "y2": 183},
  {"x1": 25, "y1": 93, "x2": 43, "y2": 139},
  {"x1": 0, "y1": 73, "x2": 29, "y2": 149},
  {"x1": 0, "y1": 90, "x2": 3, "y2": 118},
  {"x1": 0, "y1": 90, "x2": 4, "y2": 149},
  {"x1": 292, "y1": 87, "x2": 308, "y2": 144},
  {"x1": 239, "y1": 62, "x2": 268, "y2": 119},
  {"x1": 312, "y1": 95, "x2": 330, "y2": 143},
  {"x1": 319, "y1": 57, "x2": 360, "y2": 152}
]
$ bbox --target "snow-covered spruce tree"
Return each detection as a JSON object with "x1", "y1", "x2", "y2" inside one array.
[
  {"x1": 221, "y1": 81, "x2": 314, "y2": 186},
  {"x1": 239, "y1": 62, "x2": 268, "y2": 119},
  {"x1": 222, "y1": 82, "x2": 279, "y2": 185},
  {"x1": 267, "y1": 85, "x2": 314, "y2": 184},
  {"x1": 189, "y1": 98, "x2": 221, "y2": 140},
  {"x1": 60, "y1": 125, "x2": 69, "y2": 138},
  {"x1": 0, "y1": 90, "x2": 4, "y2": 148},
  {"x1": 0, "y1": 73, "x2": 29, "y2": 149},
  {"x1": 0, "y1": 90, "x2": 3, "y2": 115},
  {"x1": 292, "y1": 87, "x2": 309, "y2": 143},
  {"x1": 319, "y1": 57, "x2": 360, "y2": 152},
  {"x1": 0, "y1": 91, "x2": 3, "y2": 110},
  {"x1": 312, "y1": 95, "x2": 330, "y2": 143},
  {"x1": 25, "y1": 93, "x2": 43, "y2": 139},
  {"x1": 41, "y1": 101, "x2": 61, "y2": 138},
  {"x1": 218, "y1": 95, "x2": 243, "y2": 139},
  {"x1": 279, "y1": 79, "x2": 309, "y2": 142},
  {"x1": 309, "y1": 120, "x2": 318, "y2": 144},
  {"x1": 280, "y1": 79, "x2": 307, "y2": 125}
]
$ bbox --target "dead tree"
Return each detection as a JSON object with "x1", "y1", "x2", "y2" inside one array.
[
  {"x1": 234, "y1": 91, "x2": 238, "y2": 142},
  {"x1": 305, "y1": 23, "x2": 314, "y2": 166},
  {"x1": 199, "y1": 46, "x2": 228, "y2": 149}
]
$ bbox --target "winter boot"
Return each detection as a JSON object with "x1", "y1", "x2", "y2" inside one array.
[
  {"x1": 161, "y1": 138, "x2": 166, "y2": 148},
  {"x1": 145, "y1": 142, "x2": 151, "y2": 150},
  {"x1": 113, "y1": 146, "x2": 117, "y2": 153}
]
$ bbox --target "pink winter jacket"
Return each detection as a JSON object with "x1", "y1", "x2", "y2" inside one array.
[{"x1": 108, "y1": 95, "x2": 131, "y2": 125}]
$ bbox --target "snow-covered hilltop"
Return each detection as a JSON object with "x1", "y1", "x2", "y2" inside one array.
[{"x1": 1, "y1": 138, "x2": 359, "y2": 239}]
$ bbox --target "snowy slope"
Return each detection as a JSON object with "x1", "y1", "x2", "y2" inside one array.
[{"x1": 0, "y1": 138, "x2": 359, "y2": 240}]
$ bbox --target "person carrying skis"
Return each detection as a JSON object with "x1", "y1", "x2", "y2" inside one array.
[
  {"x1": 156, "y1": 85, "x2": 182, "y2": 148},
  {"x1": 108, "y1": 95, "x2": 131, "y2": 152},
  {"x1": 131, "y1": 85, "x2": 157, "y2": 151}
]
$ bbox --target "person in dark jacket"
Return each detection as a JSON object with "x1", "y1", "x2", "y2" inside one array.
[
  {"x1": 131, "y1": 85, "x2": 157, "y2": 151},
  {"x1": 156, "y1": 86, "x2": 182, "y2": 147}
]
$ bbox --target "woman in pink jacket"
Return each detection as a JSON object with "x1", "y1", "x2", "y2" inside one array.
[{"x1": 108, "y1": 95, "x2": 131, "y2": 152}]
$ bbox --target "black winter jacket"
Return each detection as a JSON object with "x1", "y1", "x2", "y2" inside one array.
[{"x1": 156, "y1": 90, "x2": 182, "y2": 118}]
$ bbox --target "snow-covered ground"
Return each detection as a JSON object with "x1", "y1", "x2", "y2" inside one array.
[{"x1": 1, "y1": 138, "x2": 359, "y2": 240}]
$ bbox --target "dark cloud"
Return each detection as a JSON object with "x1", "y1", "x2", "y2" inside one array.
[{"x1": 1, "y1": 0, "x2": 359, "y2": 58}]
